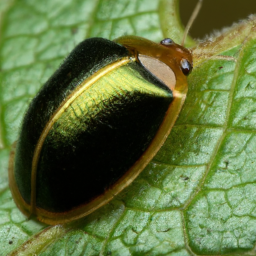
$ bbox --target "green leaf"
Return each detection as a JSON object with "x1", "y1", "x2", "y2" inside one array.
[{"x1": 0, "y1": 0, "x2": 256, "y2": 255}]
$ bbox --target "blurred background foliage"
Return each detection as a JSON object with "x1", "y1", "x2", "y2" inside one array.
[{"x1": 180, "y1": 0, "x2": 256, "y2": 39}]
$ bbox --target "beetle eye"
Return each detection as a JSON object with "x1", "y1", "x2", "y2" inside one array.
[
  {"x1": 180, "y1": 58, "x2": 192, "y2": 75},
  {"x1": 160, "y1": 38, "x2": 174, "y2": 45}
]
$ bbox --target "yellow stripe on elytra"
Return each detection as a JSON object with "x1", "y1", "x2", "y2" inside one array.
[
  {"x1": 30, "y1": 57, "x2": 132, "y2": 214},
  {"x1": 54, "y1": 62, "x2": 173, "y2": 138}
]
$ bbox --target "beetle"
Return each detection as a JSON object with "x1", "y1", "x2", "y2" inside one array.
[{"x1": 8, "y1": 1, "x2": 202, "y2": 225}]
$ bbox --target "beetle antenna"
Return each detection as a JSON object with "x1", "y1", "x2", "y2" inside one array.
[{"x1": 181, "y1": 0, "x2": 203, "y2": 46}]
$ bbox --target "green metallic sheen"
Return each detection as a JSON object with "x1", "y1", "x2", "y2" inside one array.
[{"x1": 13, "y1": 38, "x2": 173, "y2": 213}]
